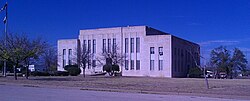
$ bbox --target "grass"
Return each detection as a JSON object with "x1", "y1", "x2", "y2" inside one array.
[{"x1": 0, "y1": 75, "x2": 250, "y2": 99}]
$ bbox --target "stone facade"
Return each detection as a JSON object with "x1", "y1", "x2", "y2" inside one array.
[{"x1": 57, "y1": 26, "x2": 200, "y2": 77}]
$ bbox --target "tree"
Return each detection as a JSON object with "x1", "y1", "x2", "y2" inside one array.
[
  {"x1": 210, "y1": 46, "x2": 248, "y2": 79},
  {"x1": 0, "y1": 33, "x2": 47, "y2": 80},
  {"x1": 231, "y1": 48, "x2": 248, "y2": 77},
  {"x1": 210, "y1": 46, "x2": 232, "y2": 78},
  {"x1": 97, "y1": 44, "x2": 126, "y2": 76},
  {"x1": 42, "y1": 46, "x2": 58, "y2": 72},
  {"x1": 78, "y1": 44, "x2": 92, "y2": 77}
]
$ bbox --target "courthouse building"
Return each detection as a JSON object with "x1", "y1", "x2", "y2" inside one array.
[{"x1": 57, "y1": 26, "x2": 200, "y2": 77}]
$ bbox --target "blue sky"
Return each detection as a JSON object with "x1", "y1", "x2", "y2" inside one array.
[{"x1": 1, "y1": 0, "x2": 250, "y2": 64}]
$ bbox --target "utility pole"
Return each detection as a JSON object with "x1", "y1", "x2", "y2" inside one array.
[{"x1": 3, "y1": 2, "x2": 8, "y2": 77}]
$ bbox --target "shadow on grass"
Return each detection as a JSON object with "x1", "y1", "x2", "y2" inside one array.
[{"x1": 30, "y1": 77, "x2": 73, "y2": 81}]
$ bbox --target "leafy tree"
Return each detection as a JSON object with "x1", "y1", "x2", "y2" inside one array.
[
  {"x1": 231, "y1": 48, "x2": 248, "y2": 75},
  {"x1": 210, "y1": 46, "x2": 232, "y2": 78},
  {"x1": 210, "y1": 46, "x2": 248, "y2": 79},
  {"x1": 0, "y1": 33, "x2": 47, "y2": 80}
]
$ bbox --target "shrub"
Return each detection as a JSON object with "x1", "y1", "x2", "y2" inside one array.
[
  {"x1": 54, "y1": 71, "x2": 69, "y2": 76},
  {"x1": 64, "y1": 65, "x2": 81, "y2": 76},
  {"x1": 112, "y1": 64, "x2": 120, "y2": 71},
  {"x1": 103, "y1": 64, "x2": 120, "y2": 72},
  {"x1": 188, "y1": 67, "x2": 202, "y2": 78},
  {"x1": 103, "y1": 64, "x2": 112, "y2": 72},
  {"x1": 31, "y1": 71, "x2": 50, "y2": 76}
]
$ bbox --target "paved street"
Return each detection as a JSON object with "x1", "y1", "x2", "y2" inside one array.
[{"x1": 0, "y1": 84, "x2": 248, "y2": 101}]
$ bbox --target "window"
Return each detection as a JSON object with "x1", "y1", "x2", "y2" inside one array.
[
  {"x1": 83, "y1": 40, "x2": 87, "y2": 52},
  {"x1": 174, "y1": 60, "x2": 177, "y2": 72},
  {"x1": 62, "y1": 49, "x2": 66, "y2": 67},
  {"x1": 130, "y1": 60, "x2": 134, "y2": 70},
  {"x1": 108, "y1": 39, "x2": 111, "y2": 53},
  {"x1": 68, "y1": 49, "x2": 72, "y2": 56},
  {"x1": 113, "y1": 38, "x2": 116, "y2": 53},
  {"x1": 125, "y1": 38, "x2": 128, "y2": 53},
  {"x1": 88, "y1": 40, "x2": 91, "y2": 52},
  {"x1": 130, "y1": 38, "x2": 134, "y2": 53},
  {"x1": 68, "y1": 49, "x2": 72, "y2": 65},
  {"x1": 176, "y1": 60, "x2": 180, "y2": 72},
  {"x1": 63, "y1": 49, "x2": 66, "y2": 55},
  {"x1": 92, "y1": 60, "x2": 96, "y2": 68},
  {"x1": 125, "y1": 60, "x2": 128, "y2": 70},
  {"x1": 136, "y1": 37, "x2": 140, "y2": 53},
  {"x1": 93, "y1": 39, "x2": 96, "y2": 53},
  {"x1": 103, "y1": 39, "x2": 106, "y2": 53},
  {"x1": 181, "y1": 49, "x2": 184, "y2": 57},
  {"x1": 174, "y1": 48, "x2": 177, "y2": 56},
  {"x1": 150, "y1": 60, "x2": 154, "y2": 70},
  {"x1": 178, "y1": 48, "x2": 180, "y2": 56},
  {"x1": 68, "y1": 60, "x2": 72, "y2": 65},
  {"x1": 63, "y1": 59, "x2": 66, "y2": 68},
  {"x1": 159, "y1": 60, "x2": 163, "y2": 71},
  {"x1": 159, "y1": 47, "x2": 163, "y2": 56},
  {"x1": 150, "y1": 47, "x2": 154, "y2": 54},
  {"x1": 136, "y1": 60, "x2": 140, "y2": 70},
  {"x1": 88, "y1": 62, "x2": 91, "y2": 69}
]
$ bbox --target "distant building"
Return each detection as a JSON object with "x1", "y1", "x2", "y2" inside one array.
[{"x1": 57, "y1": 26, "x2": 200, "y2": 77}]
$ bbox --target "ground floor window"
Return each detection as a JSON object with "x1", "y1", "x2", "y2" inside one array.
[
  {"x1": 130, "y1": 60, "x2": 134, "y2": 70},
  {"x1": 159, "y1": 60, "x2": 163, "y2": 71},
  {"x1": 63, "y1": 59, "x2": 66, "y2": 68},
  {"x1": 92, "y1": 60, "x2": 96, "y2": 68},
  {"x1": 150, "y1": 60, "x2": 154, "y2": 70},
  {"x1": 125, "y1": 60, "x2": 128, "y2": 70},
  {"x1": 136, "y1": 60, "x2": 140, "y2": 70}
]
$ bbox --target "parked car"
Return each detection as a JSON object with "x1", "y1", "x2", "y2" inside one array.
[{"x1": 219, "y1": 72, "x2": 227, "y2": 79}]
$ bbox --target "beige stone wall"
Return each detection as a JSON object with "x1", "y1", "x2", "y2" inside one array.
[
  {"x1": 57, "y1": 26, "x2": 200, "y2": 78},
  {"x1": 57, "y1": 39, "x2": 79, "y2": 71}
]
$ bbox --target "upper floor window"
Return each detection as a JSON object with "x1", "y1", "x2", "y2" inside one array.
[
  {"x1": 113, "y1": 38, "x2": 116, "y2": 53},
  {"x1": 108, "y1": 39, "x2": 111, "y2": 53},
  {"x1": 63, "y1": 49, "x2": 66, "y2": 55},
  {"x1": 83, "y1": 40, "x2": 87, "y2": 52},
  {"x1": 103, "y1": 39, "x2": 106, "y2": 53},
  {"x1": 159, "y1": 47, "x2": 163, "y2": 56},
  {"x1": 136, "y1": 37, "x2": 140, "y2": 53},
  {"x1": 88, "y1": 40, "x2": 91, "y2": 52},
  {"x1": 68, "y1": 49, "x2": 72, "y2": 57},
  {"x1": 130, "y1": 38, "x2": 134, "y2": 53},
  {"x1": 150, "y1": 47, "x2": 154, "y2": 54},
  {"x1": 93, "y1": 39, "x2": 96, "y2": 53},
  {"x1": 125, "y1": 38, "x2": 128, "y2": 53}
]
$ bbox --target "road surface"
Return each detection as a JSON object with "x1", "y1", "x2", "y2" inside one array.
[{"x1": 0, "y1": 84, "x2": 248, "y2": 101}]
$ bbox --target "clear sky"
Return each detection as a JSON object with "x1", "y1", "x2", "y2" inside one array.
[{"x1": 1, "y1": 0, "x2": 250, "y2": 64}]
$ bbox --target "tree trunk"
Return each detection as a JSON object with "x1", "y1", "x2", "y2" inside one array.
[
  {"x1": 14, "y1": 65, "x2": 17, "y2": 80},
  {"x1": 83, "y1": 68, "x2": 85, "y2": 78},
  {"x1": 25, "y1": 66, "x2": 29, "y2": 79}
]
